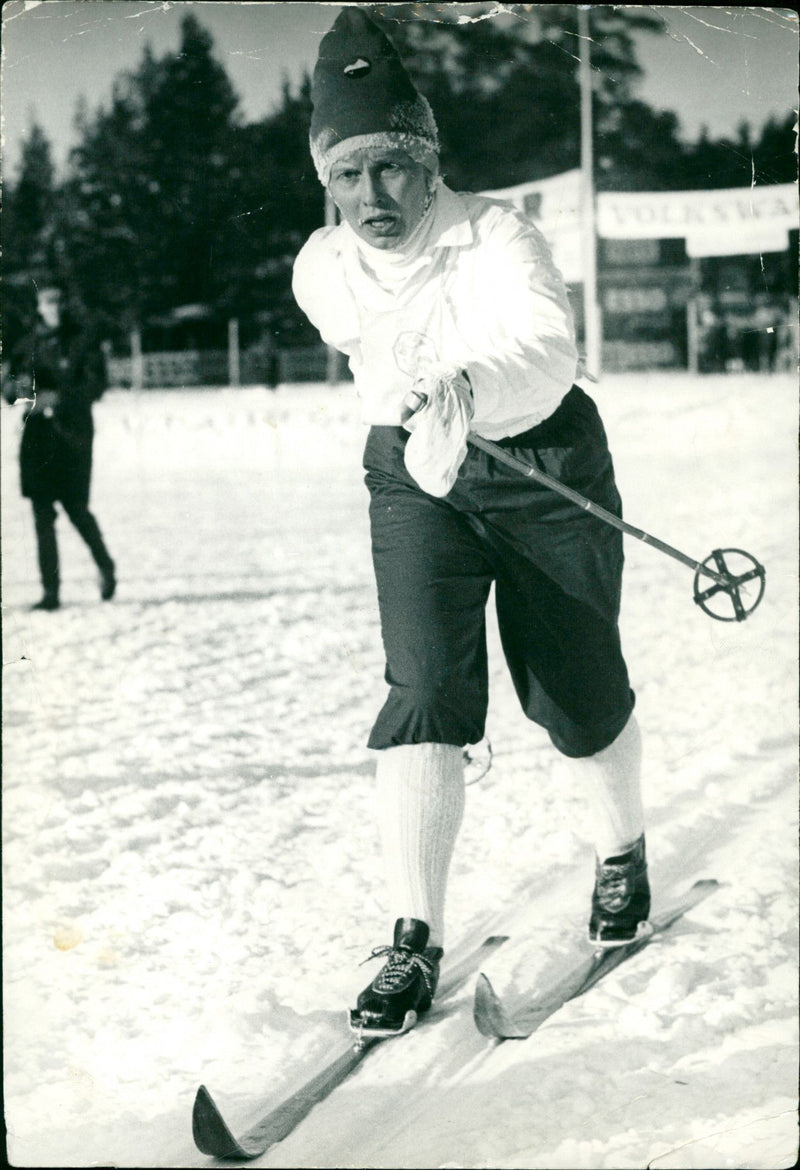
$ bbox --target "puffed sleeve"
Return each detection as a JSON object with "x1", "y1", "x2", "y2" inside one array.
[
  {"x1": 463, "y1": 204, "x2": 578, "y2": 439},
  {"x1": 292, "y1": 227, "x2": 361, "y2": 357}
]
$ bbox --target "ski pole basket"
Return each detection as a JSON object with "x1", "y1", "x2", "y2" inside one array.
[{"x1": 692, "y1": 548, "x2": 766, "y2": 622}]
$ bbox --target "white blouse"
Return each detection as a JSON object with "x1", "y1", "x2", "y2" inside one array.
[{"x1": 292, "y1": 183, "x2": 578, "y2": 440}]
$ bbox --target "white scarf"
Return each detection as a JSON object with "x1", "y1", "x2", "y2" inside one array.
[{"x1": 340, "y1": 184, "x2": 447, "y2": 310}]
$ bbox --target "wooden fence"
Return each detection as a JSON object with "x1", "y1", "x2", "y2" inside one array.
[{"x1": 104, "y1": 346, "x2": 333, "y2": 389}]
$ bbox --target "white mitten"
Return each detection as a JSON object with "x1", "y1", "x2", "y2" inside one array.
[{"x1": 402, "y1": 368, "x2": 474, "y2": 497}]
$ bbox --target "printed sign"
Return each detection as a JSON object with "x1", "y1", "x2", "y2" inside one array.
[
  {"x1": 597, "y1": 184, "x2": 798, "y2": 247},
  {"x1": 482, "y1": 176, "x2": 797, "y2": 267}
]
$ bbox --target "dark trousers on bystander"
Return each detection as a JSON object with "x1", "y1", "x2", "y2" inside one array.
[{"x1": 31, "y1": 496, "x2": 116, "y2": 605}]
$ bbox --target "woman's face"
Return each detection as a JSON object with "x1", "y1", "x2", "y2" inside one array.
[{"x1": 328, "y1": 148, "x2": 432, "y2": 250}]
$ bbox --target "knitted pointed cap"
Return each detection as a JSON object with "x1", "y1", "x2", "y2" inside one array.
[{"x1": 309, "y1": 8, "x2": 439, "y2": 185}]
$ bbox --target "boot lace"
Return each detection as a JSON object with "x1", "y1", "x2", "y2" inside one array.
[{"x1": 363, "y1": 946, "x2": 438, "y2": 997}]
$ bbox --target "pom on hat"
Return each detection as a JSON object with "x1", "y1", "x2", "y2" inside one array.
[{"x1": 309, "y1": 8, "x2": 439, "y2": 185}]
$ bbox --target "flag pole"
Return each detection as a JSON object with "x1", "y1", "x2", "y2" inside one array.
[{"x1": 578, "y1": 6, "x2": 601, "y2": 378}]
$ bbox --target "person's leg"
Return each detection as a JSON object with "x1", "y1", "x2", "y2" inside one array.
[
  {"x1": 353, "y1": 428, "x2": 492, "y2": 1029},
  {"x1": 62, "y1": 498, "x2": 116, "y2": 598},
  {"x1": 366, "y1": 475, "x2": 492, "y2": 751},
  {"x1": 494, "y1": 549, "x2": 649, "y2": 944},
  {"x1": 568, "y1": 712, "x2": 644, "y2": 861},
  {"x1": 475, "y1": 389, "x2": 648, "y2": 942},
  {"x1": 494, "y1": 555, "x2": 634, "y2": 759},
  {"x1": 365, "y1": 430, "x2": 492, "y2": 942},
  {"x1": 353, "y1": 742, "x2": 465, "y2": 1031},
  {"x1": 31, "y1": 499, "x2": 60, "y2": 609},
  {"x1": 494, "y1": 539, "x2": 649, "y2": 943},
  {"x1": 375, "y1": 742, "x2": 465, "y2": 949},
  {"x1": 565, "y1": 712, "x2": 650, "y2": 944}
]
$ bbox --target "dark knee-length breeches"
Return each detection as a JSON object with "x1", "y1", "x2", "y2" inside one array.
[{"x1": 364, "y1": 386, "x2": 635, "y2": 759}]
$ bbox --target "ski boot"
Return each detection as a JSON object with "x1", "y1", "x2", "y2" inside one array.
[
  {"x1": 589, "y1": 834, "x2": 651, "y2": 947},
  {"x1": 349, "y1": 918, "x2": 443, "y2": 1046}
]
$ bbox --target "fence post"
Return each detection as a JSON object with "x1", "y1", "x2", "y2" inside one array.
[
  {"x1": 131, "y1": 329, "x2": 144, "y2": 391},
  {"x1": 687, "y1": 257, "x2": 701, "y2": 375},
  {"x1": 228, "y1": 318, "x2": 241, "y2": 387},
  {"x1": 687, "y1": 297, "x2": 700, "y2": 375}
]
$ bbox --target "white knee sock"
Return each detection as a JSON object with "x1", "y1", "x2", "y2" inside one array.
[
  {"x1": 374, "y1": 742, "x2": 465, "y2": 949},
  {"x1": 568, "y1": 714, "x2": 645, "y2": 862}
]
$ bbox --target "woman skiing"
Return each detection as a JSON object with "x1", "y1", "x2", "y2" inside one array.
[{"x1": 293, "y1": 7, "x2": 649, "y2": 1037}]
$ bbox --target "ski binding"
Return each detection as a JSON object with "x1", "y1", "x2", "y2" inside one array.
[
  {"x1": 348, "y1": 1008, "x2": 417, "y2": 1050},
  {"x1": 590, "y1": 918, "x2": 654, "y2": 950}
]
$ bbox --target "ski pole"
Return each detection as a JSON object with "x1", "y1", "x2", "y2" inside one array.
[{"x1": 466, "y1": 432, "x2": 765, "y2": 623}]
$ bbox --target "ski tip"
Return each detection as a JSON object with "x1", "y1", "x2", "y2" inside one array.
[
  {"x1": 474, "y1": 972, "x2": 500, "y2": 1011},
  {"x1": 473, "y1": 973, "x2": 529, "y2": 1040},
  {"x1": 679, "y1": 878, "x2": 723, "y2": 911},
  {"x1": 193, "y1": 1083, "x2": 215, "y2": 1128},
  {"x1": 483, "y1": 934, "x2": 510, "y2": 946},
  {"x1": 473, "y1": 974, "x2": 499, "y2": 1037},
  {"x1": 192, "y1": 1083, "x2": 246, "y2": 1159}
]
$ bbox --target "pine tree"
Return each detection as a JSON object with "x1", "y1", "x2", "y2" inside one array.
[
  {"x1": 142, "y1": 14, "x2": 242, "y2": 309},
  {"x1": 62, "y1": 14, "x2": 243, "y2": 335},
  {"x1": 2, "y1": 123, "x2": 58, "y2": 371},
  {"x1": 3, "y1": 123, "x2": 57, "y2": 279}
]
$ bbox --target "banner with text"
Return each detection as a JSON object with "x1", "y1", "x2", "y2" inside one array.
[
  {"x1": 597, "y1": 184, "x2": 798, "y2": 256},
  {"x1": 482, "y1": 176, "x2": 798, "y2": 269}
]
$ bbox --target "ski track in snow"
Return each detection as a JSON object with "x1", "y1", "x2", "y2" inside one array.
[{"x1": 1, "y1": 373, "x2": 797, "y2": 1169}]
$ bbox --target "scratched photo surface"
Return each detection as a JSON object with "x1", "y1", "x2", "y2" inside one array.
[{"x1": 1, "y1": 4, "x2": 798, "y2": 1167}]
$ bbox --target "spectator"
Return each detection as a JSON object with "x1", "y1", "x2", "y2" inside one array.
[{"x1": 7, "y1": 287, "x2": 116, "y2": 611}]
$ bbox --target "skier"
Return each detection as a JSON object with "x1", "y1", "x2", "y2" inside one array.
[
  {"x1": 6, "y1": 288, "x2": 116, "y2": 611},
  {"x1": 293, "y1": 8, "x2": 649, "y2": 1036}
]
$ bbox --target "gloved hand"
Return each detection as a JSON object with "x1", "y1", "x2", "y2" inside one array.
[{"x1": 402, "y1": 367, "x2": 474, "y2": 497}]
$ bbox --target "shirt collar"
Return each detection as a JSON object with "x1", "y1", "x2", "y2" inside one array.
[{"x1": 428, "y1": 183, "x2": 474, "y2": 248}]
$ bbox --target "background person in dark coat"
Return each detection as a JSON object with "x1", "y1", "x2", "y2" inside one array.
[{"x1": 7, "y1": 288, "x2": 116, "y2": 611}]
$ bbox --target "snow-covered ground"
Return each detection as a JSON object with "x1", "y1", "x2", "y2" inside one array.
[{"x1": 2, "y1": 372, "x2": 797, "y2": 1169}]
